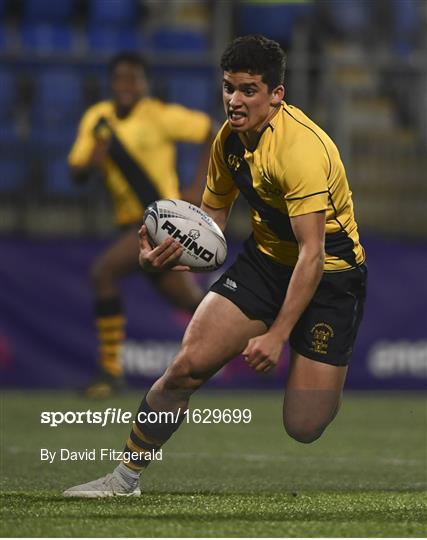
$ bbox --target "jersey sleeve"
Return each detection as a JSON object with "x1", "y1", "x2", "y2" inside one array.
[
  {"x1": 277, "y1": 136, "x2": 329, "y2": 217},
  {"x1": 202, "y1": 133, "x2": 239, "y2": 209},
  {"x1": 68, "y1": 107, "x2": 98, "y2": 167},
  {"x1": 160, "y1": 103, "x2": 211, "y2": 143}
]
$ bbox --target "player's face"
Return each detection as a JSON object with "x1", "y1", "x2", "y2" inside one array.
[
  {"x1": 111, "y1": 62, "x2": 146, "y2": 110},
  {"x1": 222, "y1": 71, "x2": 284, "y2": 133}
]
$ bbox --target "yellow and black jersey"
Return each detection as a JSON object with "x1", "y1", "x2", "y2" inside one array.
[
  {"x1": 202, "y1": 101, "x2": 365, "y2": 272},
  {"x1": 68, "y1": 98, "x2": 211, "y2": 226}
]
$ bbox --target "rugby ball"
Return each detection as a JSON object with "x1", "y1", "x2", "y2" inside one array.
[{"x1": 143, "y1": 199, "x2": 227, "y2": 272}]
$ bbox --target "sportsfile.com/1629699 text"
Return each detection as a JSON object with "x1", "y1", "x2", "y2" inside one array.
[{"x1": 40, "y1": 408, "x2": 252, "y2": 427}]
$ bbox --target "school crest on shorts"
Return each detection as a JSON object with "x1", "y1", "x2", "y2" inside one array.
[{"x1": 310, "y1": 323, "x2": 334, "y2": 355}]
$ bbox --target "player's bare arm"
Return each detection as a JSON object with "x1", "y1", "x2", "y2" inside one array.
[
  {"x1": 69, "y1": 139, "x2": 110, "y2": 183},
  {"x1": 200, "y1": 201, "x2": 232, "y2": 232},
  {"x1": 243, "y1": 211, "x2": 326, "y2": 372},
  {"x1": 182, "y1": 127, "x2": 218, "y2": 205}
]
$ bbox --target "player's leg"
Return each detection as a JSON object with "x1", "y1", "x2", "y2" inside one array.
[
  {"x1": 87, "y1": 227, "x2": 140, "y2": 397},
  {"x1": 283, "y1": 264, "x2": 367, "y2": 443},
  {"x1": 151, "y1": 270, "x2": 204, "y2": 313},
  {"x1": 124, "y1": 291, "x2": 266, "y2": 464},
  {"x1": 283, "y1": 350, "x2": 347, "y2": 443},
  {"x1": 63, "y1": 292, "x2": 267, "y2": 496}
]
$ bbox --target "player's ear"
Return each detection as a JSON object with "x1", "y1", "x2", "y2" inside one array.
[{"x1": 271, "y1": 85, "x2": 285, "y2": 106}]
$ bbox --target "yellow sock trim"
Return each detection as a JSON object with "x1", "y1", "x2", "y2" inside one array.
[
  {"x1": 133, "y1": 422, "x2": 163, "y2": 446},
  {"x1": 96, "y1": 315, "x2": 126, "y2": 377}
]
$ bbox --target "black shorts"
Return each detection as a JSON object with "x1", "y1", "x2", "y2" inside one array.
[{"x1": 210, "y1": 236, "x2": 367, "y2": 366}]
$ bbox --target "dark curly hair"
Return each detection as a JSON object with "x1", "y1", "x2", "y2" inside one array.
[
  {"x1": 108, "y1": 52, "x2": 147, "y2": 75},
  {"x1": 220, "y1": 35, "x2": 286, "y2": 91}
]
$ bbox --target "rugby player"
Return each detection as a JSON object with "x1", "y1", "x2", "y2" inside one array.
[
  {"x1": 64, "y1": 35, "x2": 367, "y2": 496},
  {"x1": 68, "y1": 52, "x2": 214, "y2": 398}
]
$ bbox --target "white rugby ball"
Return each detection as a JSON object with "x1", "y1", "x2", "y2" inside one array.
[{"x1": 143, "y1": 199, "x2": 227, "y2": 272}]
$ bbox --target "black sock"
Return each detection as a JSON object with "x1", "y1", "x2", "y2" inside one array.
[{"x1": 123, "y1": 396, "x2": 185, "y2": 471}]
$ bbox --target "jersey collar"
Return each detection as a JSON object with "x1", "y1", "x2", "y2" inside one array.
[{"x1": 240, "y1": 104, "x2": 281, "y2": 152}]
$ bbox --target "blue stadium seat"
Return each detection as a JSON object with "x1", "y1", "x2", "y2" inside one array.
[
  {"x1": 23, "y1": 0, "x2": 74, "y2": 23},
  {"x1": 44, "y1": 154, "x2": 77, "y2": 195},
  {"x1": 0, "y1": 70, "x2": 20, "y2": 148},
  {"x1": 88, "y1": 26, "x2": 145, "y2": 53},
  {"x1": 34, "y1": 69, "x2": 82, "y2": 105},
  {"x1": 323, "y1": 0, "x2": 370, "y2": 37},
  {"x1": 96, "y1": 72, "x2": 110, "y2": 100},
  {"x1": 0, "y1": 119, "x2": 19, "y2": 145},
  {"x1": 33, "y1": 68, "x2": 83, "y2": 114},
  {"x1": 392, "y1": 0, "x2": 418, "y2": 55},
  {"x1": 0, "y1": 159, "x2": 27, "y2": 191},
  {"x1": 89, "y1": 0, "x2": 137, "y2": 27},
  {"x1": 238, "y1": 3, "x2": 312, "y2": 44},
  {"x1": 43, "y1": 153, "x2": 96, "y2": 196},
  {"x1": 150, "y1": 28, "x2": 208, "y2": 51},
  {"x1": 0, "y1": 68, "x2": 15, "y2": 120},
  {"x1": 0, "y1": 24, "x2": 5, "y2": 50},
  {"x1": 0, "y1": 0, "x2": 6, "y2": 18},
  {"x1": 31, "y1": 69, "x2": 83, "y2": 147},
  {"x1": 167, "y1": 74, "x2": 211, "y2": 112},
  {"x1": 0, "y1": 23, "x2": 13, "y2": 51},
  {"x1": 36, "y1": 127, "x2": 77, "y2": 150},
  {"x1": 176, "y1": 144, "x2": 202, "y2": 189},
  {"x1": 21, "y1": 24, "x2": 74, "y2": 53}
]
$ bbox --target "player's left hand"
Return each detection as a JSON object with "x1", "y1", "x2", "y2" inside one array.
[
  {"x1": 138, "y1": 225, "x2": 190, "y2": 272},
  {"x1": 242, "y1": 331, "x2": 285, "y2": 373}
]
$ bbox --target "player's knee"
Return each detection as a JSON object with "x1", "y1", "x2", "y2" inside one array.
[
  {"x1": 90, "y1": 259, "x2": 114, "y2": 289},
  {"x1": 283, "y1": 417, "x2": 325, "y2": 444},
  {"x1": 162, "y1": 346, "x2": 204, "y2": 393}
]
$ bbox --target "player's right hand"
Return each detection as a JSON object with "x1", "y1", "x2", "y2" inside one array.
[
  {"x1": 138, "y1": 225, "x2": 190, "y2": 272},
  {"x1": 242, "y1": 330, "x2": 285, "y2": 373},
  {"x1": 91, "y1": 139, "x2": 110, "y2": 167}
]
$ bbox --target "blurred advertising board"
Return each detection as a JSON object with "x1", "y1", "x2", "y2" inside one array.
[{"x1": 0, "y1": 235, "x2": 426, "y2": 390}]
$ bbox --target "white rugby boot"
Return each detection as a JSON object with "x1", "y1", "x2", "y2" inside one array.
[{"x1": 63, "y1": 469, "x2": 140, "y2": 498}]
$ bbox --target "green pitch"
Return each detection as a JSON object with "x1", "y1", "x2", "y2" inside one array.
[{"x1": 1, "y1": 390, "x2": 426, "y2": 537}]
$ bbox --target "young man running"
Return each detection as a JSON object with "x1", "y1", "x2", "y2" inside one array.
[{"x1": 64, "y1": 35, "x2": 367, "y2": 497}]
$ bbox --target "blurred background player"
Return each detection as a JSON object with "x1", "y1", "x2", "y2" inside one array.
[{"x1": 68, "y1": 52, "x2": 214, "y2": 398}]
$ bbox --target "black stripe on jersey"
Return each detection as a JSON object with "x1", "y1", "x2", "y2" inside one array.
[
  {"x1": 108, "y1": 134, "x2": 160, "y2": 207},
  {"x1": 224, "y1": 132, "x2": 296, "y2": 242},
  {"x1": 206, "y1": 184, "x2": 236, "y2": 196},
  {"x1": 324, "y1": 231, "x2": 357, "y2": 267},
  {"x1": 328, "y1": 188, "x2": 346, "y2": 231},
  {"x1": 93, "y1": 118, "x2": 160, "y2": 207},
  {"x1": 326, "y1": 189, "x2": 357, "y2": 267},
  {"x1": 286, "y1": 190, "x2": 328, "y2": 201},
  {"x1": 283, "y1": 107, "x2": 332, "y2": 179}
]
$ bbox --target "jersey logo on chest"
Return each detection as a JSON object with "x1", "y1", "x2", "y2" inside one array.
[
  {"x1": 227, "y1": 154, "x2": 242, "y2": 172},
  {"x1": 224, "y1": 132, "x2": 296, "y2": 242}
]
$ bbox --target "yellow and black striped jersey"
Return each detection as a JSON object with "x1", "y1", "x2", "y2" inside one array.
[
  {"x1": 203, "y1": 101, "x2": 365, "y2": 272},
  {"x1": 68, "y1": 98, "x2": 211, "y2": 226}
]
